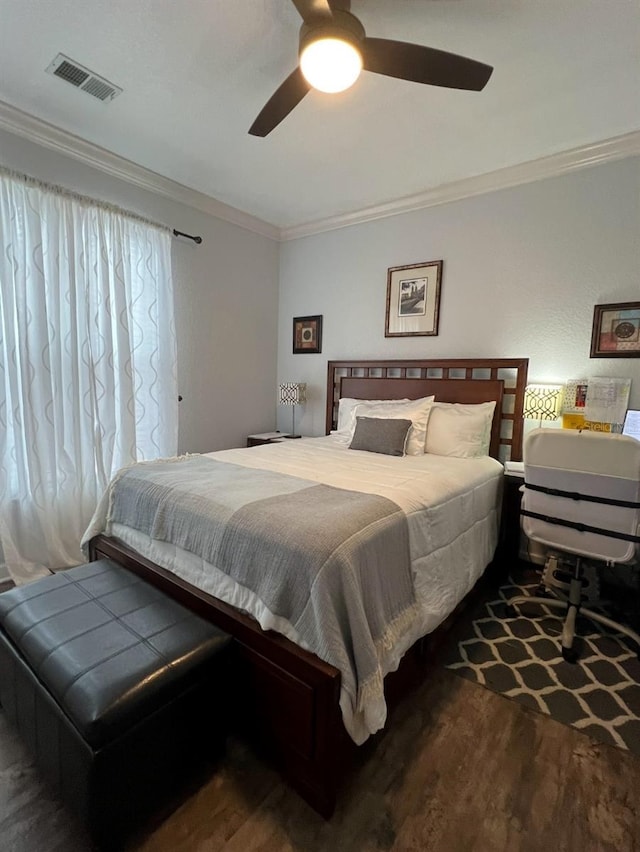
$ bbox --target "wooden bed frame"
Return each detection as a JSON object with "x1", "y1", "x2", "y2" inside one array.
[
  {"x1": 89, "y1": 357, "x2": 528, "y2": 817},
  {"x1": 326, "y1": 357, "x2": 528, "y2": 462}
]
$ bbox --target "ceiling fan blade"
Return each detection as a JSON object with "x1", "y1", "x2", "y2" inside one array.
[
  {"x1": 249, "y1": 67, "x2": 311, "y2": 137},
  {"x1": 291, "y1": 0, "x2": 334, "y2": 23},
  {"x1": 362, "y1": 37, "x2": 493, "y2": 91}
]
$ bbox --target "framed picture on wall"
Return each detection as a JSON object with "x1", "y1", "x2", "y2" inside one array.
[
  {"x1": 590, "y1": 301, "x2": 640, "y2": 358},
  {"x1": 385, "y1": 260, "x2": 443, "y2": 337},
  {"x1": 293, "y1": 315, "x2": 322, "y2": 354}
]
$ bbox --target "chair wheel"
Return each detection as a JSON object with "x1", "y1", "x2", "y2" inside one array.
[{"x1": 562, "y1": 646, "x2": 579, "y2": 664}]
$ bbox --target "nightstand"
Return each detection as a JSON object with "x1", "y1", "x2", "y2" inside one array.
[
  {"x1": 497, "y1": 462, "x2": 525, "y2": 570},
  {"x1": 246, "y1": 431, "x2": 293, "y2": 447}
]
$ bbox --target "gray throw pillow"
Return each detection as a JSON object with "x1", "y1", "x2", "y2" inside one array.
[{"x1": 349, "y1": 416, "x2": 411, "y2": 457}]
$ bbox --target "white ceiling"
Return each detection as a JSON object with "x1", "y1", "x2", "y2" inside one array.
[{"x1": 0, "y1": 0, "x2": 638, "y2": 230}]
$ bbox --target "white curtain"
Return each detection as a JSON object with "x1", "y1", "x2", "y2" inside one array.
[{"x1": 0, "y1": 170, "x2": 178, "y2": 585}]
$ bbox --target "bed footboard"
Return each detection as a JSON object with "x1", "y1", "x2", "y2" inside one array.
[{"x1": 89, "y1": 534, "x2": 345, "y2": 817}]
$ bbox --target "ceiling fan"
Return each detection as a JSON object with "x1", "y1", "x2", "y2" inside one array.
[{"x1": 249, "y1": 0, "x2": 493, "y2": 137}]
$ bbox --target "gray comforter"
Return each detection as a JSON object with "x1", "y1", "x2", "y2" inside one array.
[{"x1": 106, "y1": 455, "x2": 419, "y2": 733}]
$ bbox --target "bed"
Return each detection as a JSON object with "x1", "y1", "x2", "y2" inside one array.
[{"x1": 87, "y1": 357, "x2": 528, "y2": 816}]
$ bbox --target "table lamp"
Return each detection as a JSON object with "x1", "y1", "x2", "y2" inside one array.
[
  {"x1": 523, "y1": 384, "x2": 565, "y2": 425},
  {"x1": 278, "y1": 382, "x2": 306, "y2": 438}
]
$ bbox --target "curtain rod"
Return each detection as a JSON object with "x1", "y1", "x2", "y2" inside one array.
[
  {"x1": 0, "y1": 166, "x2": 171, "y2": 233},
  {"x1": 172, "y1": 229, "x2": 202, "y2": 244},
  {"x1": 1, "y1": 168, "x2": 203, "y2": 244}
]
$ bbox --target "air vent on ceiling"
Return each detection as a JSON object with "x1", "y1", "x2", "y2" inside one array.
[{"x1": 46, "y1": 53, "x2": 122, "y2": 103}]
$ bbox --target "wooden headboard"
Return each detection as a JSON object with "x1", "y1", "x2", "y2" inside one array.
[{"x1": 326, "y1": 358, "x2": 528, "y2": 462}]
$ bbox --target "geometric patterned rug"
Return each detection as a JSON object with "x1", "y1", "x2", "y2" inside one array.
[{"x1": 444, "y1": 568, "x2": 640, "y2": 756}]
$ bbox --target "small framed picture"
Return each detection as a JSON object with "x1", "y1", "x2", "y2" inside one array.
[
  {"x1": 590, "y1": 301, "x2": 640, "y2": 358},
  {"x1": 293, "y1": 315, "x2": 322, "y2": 354},
  {"x1": 385, "y1": 260, "x2": 443, "y2": 337}
]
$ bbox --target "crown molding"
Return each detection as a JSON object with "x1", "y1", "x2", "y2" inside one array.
[
  {"x1": 0, "y1": 100, "x2": 279, "y2": 241},
  {"x1": 1, "y1": 100, "x2": 637, "y2": 244},
  {"x1": 281, "y1": 131, "x2": 640, "y2": 241}
]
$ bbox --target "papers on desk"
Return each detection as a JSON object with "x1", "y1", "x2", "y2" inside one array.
[
  {"x1": 584, "y1": 377, "x2": 631, "y2": 425},
  {"x1": 562, "y1": 377, "x2": 633, "y2": 432}
]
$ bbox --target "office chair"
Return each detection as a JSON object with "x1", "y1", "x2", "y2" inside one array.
[{"x1": 509, "y1": 428, "x2": 640, "y2": 663}]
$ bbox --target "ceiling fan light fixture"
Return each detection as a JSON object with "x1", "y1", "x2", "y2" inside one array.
[
  {"x1": 300, "y1": 36, "x2": 362, "y2": 93},
  {"x1": 248, "y1": 1, "x2": 494, "y2": 137}
]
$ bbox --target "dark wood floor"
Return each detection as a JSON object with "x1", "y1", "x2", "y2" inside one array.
[{"x1": 2, "y1": 663, "x2": 639, "y2": 852}]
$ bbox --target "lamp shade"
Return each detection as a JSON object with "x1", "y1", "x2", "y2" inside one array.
[
  {"x1": 279, "y1": 382, "x2": 306, "y2": 406},
  {"x1": 523, "y1": 384, "x2": 565, "y2": 421}
]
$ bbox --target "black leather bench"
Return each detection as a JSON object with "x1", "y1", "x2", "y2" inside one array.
[{"x1": 0, "y1": 558, "x2": 231, "y2": 847}]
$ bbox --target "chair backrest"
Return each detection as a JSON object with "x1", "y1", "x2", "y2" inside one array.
[{"x1": 522, "y1": 428, "x2": 640, "y2": 564}]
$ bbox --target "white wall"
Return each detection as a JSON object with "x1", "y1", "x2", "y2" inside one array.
[
  {"x1": 0, "y1": 127, "x2": 280, "y2": 453},
  {"x1": 278, "y1": 158, "x2": 640, "y2": 436}
]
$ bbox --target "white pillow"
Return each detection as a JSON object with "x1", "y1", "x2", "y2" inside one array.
[
  {"x1": 425, "y1": 401, "x2": 496, "y2": 458},
  {"x1": 335, "y1": 397, "x2": 410, "y2": 433},
  {"x1": 351, "y1": 397, "x2": 435, "y2": 455}
]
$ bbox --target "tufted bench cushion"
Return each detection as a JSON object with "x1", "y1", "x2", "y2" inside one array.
[{"x1": 0, "y1": 558, "x2": 231, "y2": 846}]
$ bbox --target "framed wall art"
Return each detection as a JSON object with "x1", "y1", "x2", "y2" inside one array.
[
  {"x1": 590, "y1": 301, "x2": 640, "y2": 358},
  {"x1": 293, "y1": 314, "x2": 322, "y2": 354},
  {"x1": 385, "y1": 260, "x2": 443, "y2": 338}
]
